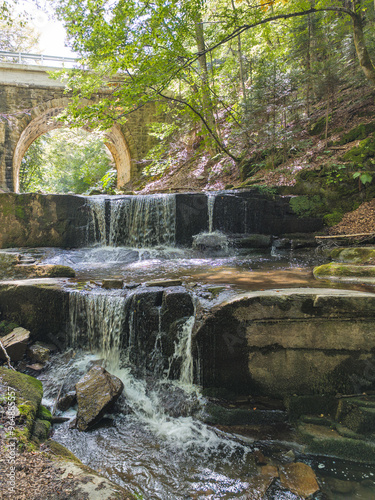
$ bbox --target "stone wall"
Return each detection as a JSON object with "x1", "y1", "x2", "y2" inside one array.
[{"x1": 0, "y1": 64, "x2": 158, "y2": 191}]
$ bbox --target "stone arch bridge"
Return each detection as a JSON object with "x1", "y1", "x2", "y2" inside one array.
[{"x1": 0, "y1": 60, "x2": 157, "y2": 192}]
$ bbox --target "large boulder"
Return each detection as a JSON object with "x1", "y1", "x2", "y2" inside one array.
[
  {"x1": 75, "y1": 366, "x2": 124, "y2": 431},
  {"x1": 194, "y1": 288, "x2": 375, "y2": 397}
]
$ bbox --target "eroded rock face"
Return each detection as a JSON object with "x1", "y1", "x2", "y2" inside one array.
[
  {"x1": 0, "y1": 193, "x2": 89, "y2": 249},
  {"x1": 75, "y1": 366, "x2": 124, "y2": 431},
  {"x1": 0, "y1": 281, "x2": 69, "y2": 344},
  {"x1": 194, "y1": 289, "x2": 375, "y2": 397}
]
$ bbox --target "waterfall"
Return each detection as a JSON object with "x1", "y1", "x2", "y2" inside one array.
[
  {"x1": 86, "y1": 194, "x2": 176, "y2": 248},
  {"x1": 207, "y1": 192, "x2": 216, "y2": 233},
  {"x1": 68, "y1": 291, "x2": 129, "y2": 369},
  {"x1": 87, "y1": 196, "x2": 107, "y2": 245},
  {"x1": 167, "y1": 316, "x2": 195, "y2": 385},
  {"x1": 68, "y1": 288, "x2": 195, "y2": 382}
]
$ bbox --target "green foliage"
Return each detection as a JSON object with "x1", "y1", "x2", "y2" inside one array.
[
  {"x1": 324, "y1": 164, "x2": 348, "y2": 185},
  {"x1": 142, "y1": 122, "x2": 180, "y2": 177},
  {"x1": 289, "y1": 195, "x2": 326, "y2": 218},
  {"x1": 342, "y1": 134, "x2": 375, "y2": 170},
  {"x1": 253, "y1": 185, "x2": 278, "y2": 198},
  {"x1": 323, "y1": 211, "x2": 344, "y2": 227},
  {"x1": 20, "y1": 129, "x2": 115, "y2": 194},
  {"x1": 45, "y1": 0, "x2": 375, "y2": 189},
  {"x1": 0, "y1": 320, "x2": 18, "y2": 335},
  {"x1": 353, "y1": 171, "x2": 373, "y2": 190}
]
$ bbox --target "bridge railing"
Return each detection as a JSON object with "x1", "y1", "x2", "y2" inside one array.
[{"x1": 0, "y1": 51, "x2": 80, "y2": 68}]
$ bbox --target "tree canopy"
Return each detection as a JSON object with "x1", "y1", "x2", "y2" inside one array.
[
  {"x1": 20, "y1": 129, "x2": 115, "y2": 194},
  {"x1": 52, "y1": 0, "x2": 375, "y2": 164}
]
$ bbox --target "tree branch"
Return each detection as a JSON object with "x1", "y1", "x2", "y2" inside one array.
[
  {"x1": 0, "y1": 339, "x2": 15, "y2": 371},
  {"x1": 153, "y1": 89, "x2": 240, "y2": 162}
]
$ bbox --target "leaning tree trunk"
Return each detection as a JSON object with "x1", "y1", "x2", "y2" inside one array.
[{"x1": 351, "y1": 0, "x2": 375, "y2": 85}]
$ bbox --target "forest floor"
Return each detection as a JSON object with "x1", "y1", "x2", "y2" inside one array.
[{"x1": 134, "y1": 82, "x2": 375, "y2": 195}]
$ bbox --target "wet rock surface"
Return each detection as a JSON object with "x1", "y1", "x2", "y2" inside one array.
[
  {"x1": 279, "y1": 462, "x2": 319, "y2": 498},
  {"x1": 27, "y1": 342, "x2": 51, "y2": 364},
  {"x1": 57, "y1": 390, "x2": 77, "y2": 412},
  {"x1": 75, "y1": 366, "x2": 124, "y2": 431}
]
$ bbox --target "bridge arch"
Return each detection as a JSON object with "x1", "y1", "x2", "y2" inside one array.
[{"x1": 12, "y1": 98, "x2": 134, "y2": 192}]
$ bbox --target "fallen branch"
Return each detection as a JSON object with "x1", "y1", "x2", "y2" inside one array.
[
  {"x1": 315, "y1": 233, "x2": 375, "y2": 239},
  {"x1": 52, "y1": 381, "x2": 65, "y2": 416},
  {"x1": 0, "y1": 340, "x2": 15, "y2": 371}
]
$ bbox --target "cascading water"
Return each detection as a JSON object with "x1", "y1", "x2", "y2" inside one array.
[
  {"x1": 207, "y1": 192, "x2": 216, "y2": 234},
  {"x1": 41, "y1": 287, "x2": 256, "y2": 499},
  {"x1": 87, "y1": 194, "x2": 176, "y2": 248},
  {"x1": 192, "y1": 192, "x2": 229, "y2": 252},
  {"x1": 87, "y1": 196, "x2": 107, "y2": 245},
  {"x1": 68, "y1": 290, "x2": 130, "y2": 368}
]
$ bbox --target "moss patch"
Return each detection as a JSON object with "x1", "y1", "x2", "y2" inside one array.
[
  {"x1": 313, "y1": 262, "x2": 375, "y2": 278},
  {"x1": 329, "y1": 247, "x2": 375, "y2": 264},
  {"x1": 285, "y1": 394, "x2": 338, "y2": 420},
  {"x1": 342, "y1": 133, "x2": 375, "y2": 169},
  {"x1": 298, "y1": 422, "x2": 375, "y2": 463},
  {"x1": 45, "y1": 440, "x2": 82, "y2": 464},
  {"x1": 0, "y1": 367, "x2": 43, "y2": 443},
  {"x1": 339, "y1": 121, "x2": 375, "y2": 145},
  {"x1": 37, "y1": 405, "x2": 52, "y2": 422}
]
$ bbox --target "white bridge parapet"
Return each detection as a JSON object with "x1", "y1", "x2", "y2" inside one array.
[
  {"x1": 0, "y1": 51, "x2": 81, "y2": 88},
  {"x1": 0, "y1": 50, "x2": 78, "y2": 67}
]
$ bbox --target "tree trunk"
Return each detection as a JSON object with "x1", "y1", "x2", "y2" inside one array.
[
  {"x1": 351, "y1": 0, "x2": 375, "y2": 86},
  {"x1": 194, "y1": 15, "x2": 217, "y2": 145}
]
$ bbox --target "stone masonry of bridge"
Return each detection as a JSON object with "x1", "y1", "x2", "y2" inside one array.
[{"x1": 0, "y1": 62, "x2": 158, "y2": 192}]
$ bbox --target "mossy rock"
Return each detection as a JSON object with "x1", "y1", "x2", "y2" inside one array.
[
  {"x1": 289, "y1": 195, "x2": 327, "y2": 218},
  {"x1": 37, "y1": 404, "x2": 52, "y2": 422},
  {"x1": 323, "y1": 211, "x2": 344, "y2": 227},
  {"x1": 45, "y1": 439, "x2": 82, "y2": 464},
  {"x1": 0, "y1": 367, "x2": 43, "y2": 442},
  {"x1": 339, "y1": 122, "x2": 375, "y2": 145},
  {"x1": 313, "y1": 262, "x2": 375, "y2": 279},
  {"x1": 47, "y1": 265, "x2": 75, "y2": 278},
  {"x1": 0, "y1": 320, "x2": 19, "y2": 335},
  {"x1": 203, "y1": 403, "x2": 285, "y2": 426},
  {"x1": 342, "y1": 133, "x2": 375, "y2": 167},
  {"x1": 329, "y1": 247, "x2": 375, "y2": 264},
  {"x1": 340, "y1": 407, "x2": 375, "y2": 434},
  {"x1": 31, "y1": 418, "x2": 51, "y2": 443}
]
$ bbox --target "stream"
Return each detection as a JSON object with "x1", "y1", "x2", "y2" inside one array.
[{"x1": 11, "y1": 193, "x2": 375, "y2": 499}]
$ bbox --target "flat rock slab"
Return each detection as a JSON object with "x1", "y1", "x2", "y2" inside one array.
[
  {"x1": 0, "y1": 327, "x2": 30, "y2": 361},
  {"x1": 75, "y1": 366, "x2": 124, "y2": 431}
]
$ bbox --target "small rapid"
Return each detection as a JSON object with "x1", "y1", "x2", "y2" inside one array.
[{"x1": 41, "y1": 287, "x2": 256, "y2": 499}]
